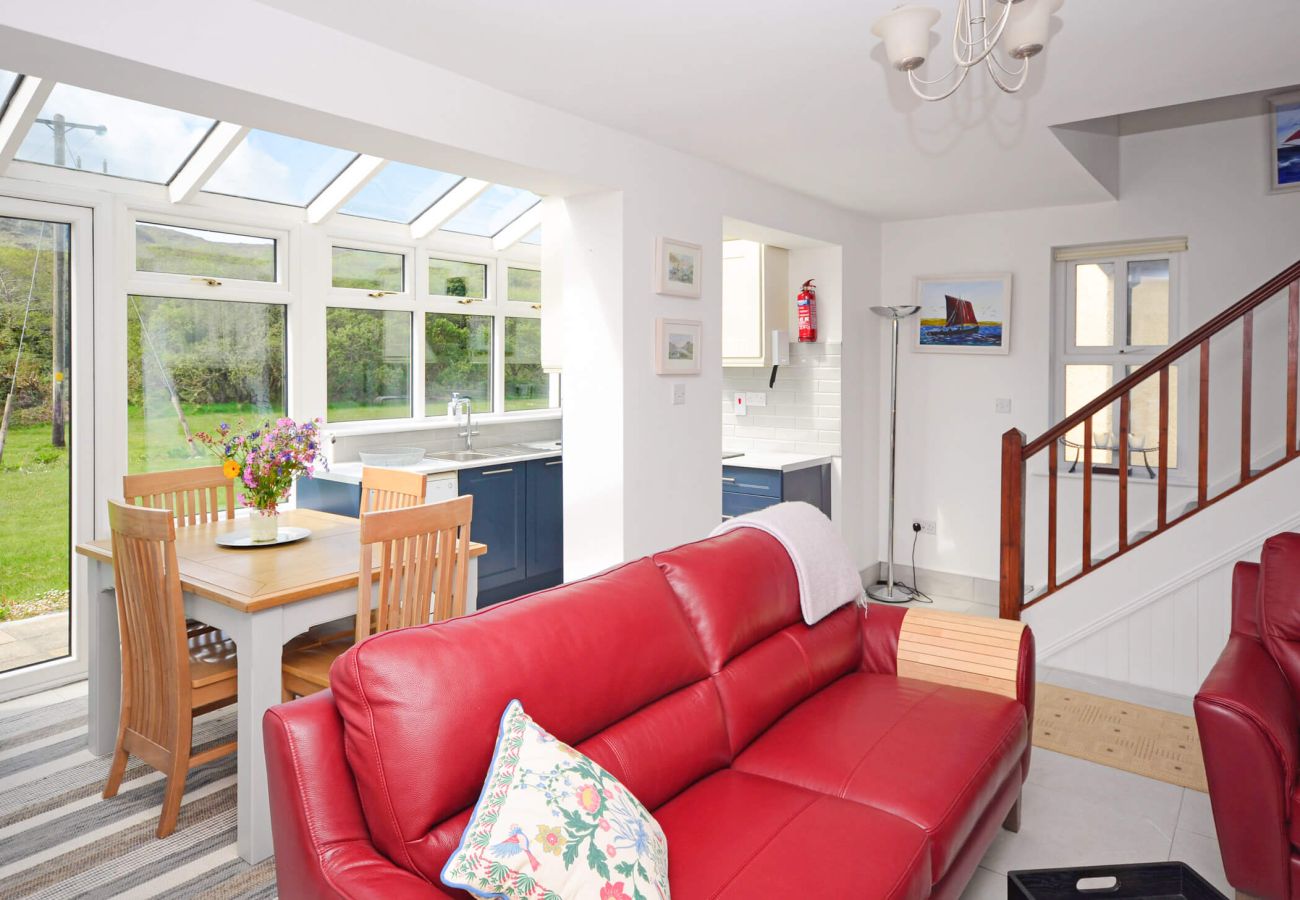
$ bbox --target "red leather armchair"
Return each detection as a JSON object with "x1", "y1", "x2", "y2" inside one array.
[{"x1": 1196, "y1": 534, "x2": 1300, "y2": 900}]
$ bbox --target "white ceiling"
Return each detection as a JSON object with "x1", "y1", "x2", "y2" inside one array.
[{"x1": 261, "y1": 0, "x2": 1300, "y2": 220}]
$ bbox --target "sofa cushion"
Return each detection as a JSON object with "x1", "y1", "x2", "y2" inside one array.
[
  {"x1": 655, "y1": 530, "x2": 863, "y2": 754},
  {"x1": 329, "y1": 557, "x2": 722, "y2": 884},
  {"x1": 441, "y1": 700, "x2": 670, "y2": 900},
  {"x1": 653, "y1": 769, "x2": 930, "y2": 900},
  {"x1": 731, "y1": 672, "x2": 1028, "y2": 883}
]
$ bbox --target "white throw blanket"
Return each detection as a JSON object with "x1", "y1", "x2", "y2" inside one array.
[{"x1": 710, "y1": 501, "x2": 866, "y2": 625}]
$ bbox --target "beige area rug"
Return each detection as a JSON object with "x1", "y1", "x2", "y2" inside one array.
[{"x1": 1032, "y1": 682, "x2": 1207, "y2": 792}]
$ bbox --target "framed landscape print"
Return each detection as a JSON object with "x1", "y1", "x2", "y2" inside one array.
[
  {"x1": 655, "y1": 318, "x2": 702, "y2": 375},
  {"x1": 655, "y1": 237, "x2": 702, "y2": 298},
  {"x1": 914, "y1": 273, "x2": 1012, "y2": 355},
  {"x1": 1270, "y1": 92, "x2": 1300, "y2": 193}
]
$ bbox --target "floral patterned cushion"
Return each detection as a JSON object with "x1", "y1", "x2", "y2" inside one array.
[{"x1": 442, "y1": 700, "x2": 671, "y2": 900}]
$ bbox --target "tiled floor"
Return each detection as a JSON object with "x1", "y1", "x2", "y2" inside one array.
[{"x1": 959, "y1": 747, "x2": 1228, "y2": 898}]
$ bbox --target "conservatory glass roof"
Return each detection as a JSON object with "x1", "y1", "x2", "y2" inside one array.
[
  {"x1": 203, "y1": 130, "x2": 359, "y2": 207},
  {"x1": 15, "y1": 83, "x2": 216, "y2": 184},
  {"x1": 1, "y1": 74, "x2": 542, "y2": 246},
  {"x1": 520, "y1": 226, "x2": 542, "y2": 246},
  {"x1": 443, "y1": 184, "x2": 541, "y2": 237},
  {"x1": 339, "y1": 161, "x2": 463, "y2": 224}
]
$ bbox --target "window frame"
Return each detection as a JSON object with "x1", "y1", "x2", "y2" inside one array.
[
  {"x1": 1053, "y1": 249, "x2": 1187, "y2": 476},
  {"x1": 328, "y1": 239, "x2": 412, "y2": 300}
]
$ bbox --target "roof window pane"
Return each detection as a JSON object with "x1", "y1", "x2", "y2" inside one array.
[
  {"x1": 16, "y1": 84, "x2": 215, "y2": 183},
  {"x1": 203, "y1": 130, "x2": 357, "y2": 206},
  {"x1": 520, "y1": 226, "x2": 541, "y2": 246},
  {"x1": 339, "y1": 162, "x2": 462, "y2": 224},
  {"x1": 442, "y1": 184, "x2": 540, "y2": 237}
]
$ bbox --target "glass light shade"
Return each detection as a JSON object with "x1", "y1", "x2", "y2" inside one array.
[
  {"x1": 1002, "y1": 0, "x2": 1063, "y2": 59},
  {"x1": 871, "y1": 6, "x2": 941, "y2": 71}
]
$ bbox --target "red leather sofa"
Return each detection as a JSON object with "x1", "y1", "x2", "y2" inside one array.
[
  {"x1": 1196, "y1": 533, "x2": 1300, "y2": 899},
  {"x1": 264, "y1": 529, "x2": 1036, "y2": 899}
]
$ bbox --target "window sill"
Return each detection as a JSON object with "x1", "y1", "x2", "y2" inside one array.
[
  {"x1": 1031, "y1": 467, "x2": 1194, "y2": 489},
  {"x1": 324, "y1": 408, "x2": 561, "y2": 437}
]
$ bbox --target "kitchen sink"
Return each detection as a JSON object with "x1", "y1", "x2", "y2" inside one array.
[{"x1": 429, "y1": 450, "x2": 496, "y2": 462}]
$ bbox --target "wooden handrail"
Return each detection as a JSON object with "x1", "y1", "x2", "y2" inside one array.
[
  {"x1": 1000, "y1": 257, "x2": 1300, "y2": 620},
  {"x1": 1023, "y1": 259, "x2": 1300, "y2": 457}
]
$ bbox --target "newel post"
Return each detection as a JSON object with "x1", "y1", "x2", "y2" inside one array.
[{"x1": 999, "y1": 428, "x2": 1026, "y2": 621}]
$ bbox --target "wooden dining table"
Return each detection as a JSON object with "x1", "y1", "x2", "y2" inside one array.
[{"x1": 75, "y1": 507, "x2": 486, "y2": 864}]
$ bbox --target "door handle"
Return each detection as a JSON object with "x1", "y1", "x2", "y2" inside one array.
[
  {"x1": 481, "y1": 468, "x2": 514, "y2": 476},
  {"x1": 721, "y1": 477, "x2": 736, "y2": 483},
  {"x1": 544, "y1": 459, "x2": 563, "y2": 466},
  {"x1": 737, "y1": 482, "x2": 769, "y2": 491}
]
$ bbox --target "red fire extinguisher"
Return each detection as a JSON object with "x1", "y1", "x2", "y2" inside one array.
[{"x1": 797, "y1": 279, "x2": 817, "y2": 343}]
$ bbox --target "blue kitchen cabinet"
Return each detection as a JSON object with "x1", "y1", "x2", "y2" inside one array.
[
  {"x1": 458, "y1": 463, "x2": 527, "y2": 598},
  {"x1": 721, "y1": 463, "x2": 830, "y2": 521},
  {"x1": 525, "y1": 458, "x2": 564, "y2": 578}
]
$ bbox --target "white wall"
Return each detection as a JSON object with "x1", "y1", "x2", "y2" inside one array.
[
  {"x1": 0, "y1": 1, "x2": 882, "y2": 573},
  {"x1": 879, "y1": 110, "x2": 1300, "y2": 584}
]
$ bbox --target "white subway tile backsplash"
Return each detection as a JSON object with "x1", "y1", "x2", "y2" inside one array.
[{"x1": 722, "y1": 343, "x2": 840, "y2": 456}]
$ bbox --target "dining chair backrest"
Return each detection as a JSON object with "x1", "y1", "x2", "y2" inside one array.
[
  {"x1": 360, "y1": 466, "x2": 427, "y2": 514},
  {"x1": 356, "y1": 494, "x2": 474, "y2": 639},
  {"x1": 123, "y1": 465, "x2": 236, "y2": 527},
  {"x1": 106, "y1": 499, "x2": 190, "y2": 749}
]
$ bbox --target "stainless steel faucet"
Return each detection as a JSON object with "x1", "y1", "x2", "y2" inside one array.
[{"x1": 450, "y1": 392, "x2": 478, "y2": 450}]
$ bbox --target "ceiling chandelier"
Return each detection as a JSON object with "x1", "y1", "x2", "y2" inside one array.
[{"x1": 871, "y1": 0, "x2": 1064, "y2": 102}]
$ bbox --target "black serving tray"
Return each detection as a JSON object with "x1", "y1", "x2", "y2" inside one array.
[{"x1": 1008, "y1": 862, "x2": 1227, "y2": 900}]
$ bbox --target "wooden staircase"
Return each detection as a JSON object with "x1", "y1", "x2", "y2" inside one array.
[{"x1": 999, "y1": 259, "x2": 1300, "y2": 620}]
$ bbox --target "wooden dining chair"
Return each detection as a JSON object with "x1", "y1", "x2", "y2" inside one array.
[
  {"x1": 102, "y1": 500, "x2": 238, "y2": 838},
  {"x1": 360, "y1": 465, "x2": 427, "y2": 512},
  {"x1": 282, "y1": 494, "x2": 474, "y2": 700},
  {"x1": 288, "y1": 466, "x2": 430, "y2": 648},
  {"x1": 124, "y1": 466, "x2": 237, "y2": 638},
  {"x1": 123, "y1": 465, "x2": 236, "y2": 525}
]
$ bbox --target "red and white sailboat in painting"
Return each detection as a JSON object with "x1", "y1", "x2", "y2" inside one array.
[{"x1": 940, "y1": 295, "x2": 980, "y2": 335}]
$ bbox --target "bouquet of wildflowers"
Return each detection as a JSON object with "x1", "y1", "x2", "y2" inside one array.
[{"x1": 194, "y1": 417, "x2": 324, "y2": 514}]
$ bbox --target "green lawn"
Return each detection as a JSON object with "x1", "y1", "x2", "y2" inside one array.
[{"x1": 0, "y1": 424, "x2": 69, "y2": 615}]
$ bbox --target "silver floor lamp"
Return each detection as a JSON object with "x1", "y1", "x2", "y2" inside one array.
[{"x1": 868, "y1": 304, "x2": 921, "y2": 603}]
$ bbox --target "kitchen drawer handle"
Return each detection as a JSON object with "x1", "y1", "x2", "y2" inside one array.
[
  {"x1": 737, "y1": 482, "x2": 770, "y2": 491},
  {"x1": 721, "y1": 477, "x2": 736, "y2": 483},
  {"x1": 545, "y1": 460, "x2": 563, "y2": 466},
  {"x1": 721, "y1": 514, "x2": 735, "y2": 520},
  {"x1": 481, "y1": 467, "x2": 514, "y2": 476}
]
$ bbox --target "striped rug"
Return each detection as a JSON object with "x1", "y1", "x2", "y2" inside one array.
[{"x1": 0, "y1": 683, "x2": 277, "y2": 898}]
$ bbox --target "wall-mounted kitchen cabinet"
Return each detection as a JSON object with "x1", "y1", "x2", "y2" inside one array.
[{"x1": 722, "y1": 239, "x2": 788, "y2": 367}]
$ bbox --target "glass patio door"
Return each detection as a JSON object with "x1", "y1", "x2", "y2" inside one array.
[{"x1": 0, "y1": 198, "x2": 92, "y2": 695}]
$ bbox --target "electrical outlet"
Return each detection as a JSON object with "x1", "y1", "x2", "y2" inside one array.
[
  {"x1": 734, "y1": 392, "x2": 748, "y2": 416},
  {"x1": 912, "y1": 519, "x2": 937, "y2": 536},
  {"x1": 995, "y1": 398, "x2": 1012, "y2": 414},
  {"x1": 747, "y1": 392, "x2": 767, "y2": 407},
  {"x1": 672, "y1": 383, "x2": 686, "y2": 405}
]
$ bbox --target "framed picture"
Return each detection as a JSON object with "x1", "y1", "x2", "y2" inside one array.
[
  {"x1": 914, "y1": 273, "x2": 1012, "y2": 355},
  {"x1": 655, "y1": 237, "x2": 702, "y2": 298},
  {"x1": 1270, "y1": 92, "x2": 1300, "y2": 193},
  {"x1": 655, "y1": 318, "x2": 702, "y2": 375}
]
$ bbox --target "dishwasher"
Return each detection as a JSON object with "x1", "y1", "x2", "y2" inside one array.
[{"x1": 426, "y1": 471, "x2": 459, "y2": 503}]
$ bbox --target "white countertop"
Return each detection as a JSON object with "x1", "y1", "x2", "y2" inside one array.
[
  {"x1": 722, "y1": 451, "x2": 835, "y2": 473},
  {"x1": 315, "y1": 445, "x2": 561, "y2": 485}
]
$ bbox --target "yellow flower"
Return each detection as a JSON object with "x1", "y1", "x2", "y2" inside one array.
[
  {"x1": 536, "y1": 824, "x2": 567, "y2": 856},
  {"x1": 222, "y1": 459, "x2": 241, "y2": 479}
]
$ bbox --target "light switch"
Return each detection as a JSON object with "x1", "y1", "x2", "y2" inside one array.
[
  {"x1": 672, "y1": 383, "x2": 686, "y2": 405},
  {"x1": 995, "y1": 398, "x2": 1012, "y2": 414},
  {"x1": 734, "y1": 392, "x2": 748, "y2": 416},
  {"x1": 747, "y1": 392, "x2": 767, "y2": 407}
]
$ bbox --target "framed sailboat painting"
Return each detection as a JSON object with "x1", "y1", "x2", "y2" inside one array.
[
  {"x1": 1270, "y1": 92, "x2": 1300, "y2": 193},
  {"x1": 914, "y1": 273, "x2": 1011, "y2": 355}
]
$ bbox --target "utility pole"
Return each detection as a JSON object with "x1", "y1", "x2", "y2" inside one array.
[{"x1": 37, "y1": 113, "x2": 106, "y2": 447}]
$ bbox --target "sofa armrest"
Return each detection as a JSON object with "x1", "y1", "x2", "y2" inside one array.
[
  {"x1": 861, "y1": 605, "x2": 1035, "y2": 774},
  {"x1": 264, "y1": 692, "x2": 454, "y2": 900},
  {"x1": 1195, "y1": 633, "x2": 1298, "y2": 900}
]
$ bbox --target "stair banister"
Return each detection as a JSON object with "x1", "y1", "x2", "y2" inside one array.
[{"x1": 999, "y1": 259, "x2": 1300, "y2": 620}]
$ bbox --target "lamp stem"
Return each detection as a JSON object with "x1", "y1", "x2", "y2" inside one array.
[{"x1": 885, "y1": 315, "x2": 900, "y2": 593}]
